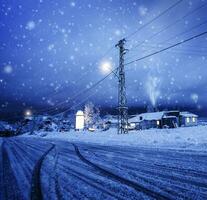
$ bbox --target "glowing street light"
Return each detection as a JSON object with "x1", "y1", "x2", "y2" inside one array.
[
  {"x1": 99, "y1": 60, "x2": 112, "y2": 74},
  {"x1": 24, "y1": 109, "x2": 32, "y2": 117}
]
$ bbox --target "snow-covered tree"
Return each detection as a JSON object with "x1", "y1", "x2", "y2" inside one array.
[
  {"x1": 84, "y1": 102, "x2": 95, "y2": 128},
  {"x1": 84, "y1": 102, "x2": 101, "y2": 128},
  {"x1": 94, "y1": 107, "x2": 101, "y2": 122}
]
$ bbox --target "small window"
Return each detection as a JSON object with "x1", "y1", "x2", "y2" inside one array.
[
  {"x1": 156, "y1": 120, "x2": 160, "y2": 126},
  {"x1": 186, "y1": 117, "x2": 190, "y2": 123},
  {"x1": 140, "y1": 116, "x2": 143, "y2": 120},
  {"x1": 192, "y1": 117, "x2": 196, "y2": 123}
]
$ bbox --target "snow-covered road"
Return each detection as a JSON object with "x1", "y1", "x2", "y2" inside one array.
[{"x1": 0, "y1": 137, "x2": 207, "y2": 200}]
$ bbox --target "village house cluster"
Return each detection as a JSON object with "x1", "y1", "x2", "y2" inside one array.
[
  {"x1": 128, "y1": 111, "x2": 198, "y2": 130},
  {"x1": 0, "y1": 109, "x2": 199, "y2": 137},
  {"x1": 75, "y1": 110, "x2": 198, "y2": 131}
]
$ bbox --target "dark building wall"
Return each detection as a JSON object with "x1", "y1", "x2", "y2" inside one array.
[
  {"x1": 180, "y1": 116, "x2": 198, "y2": 127},
  {"x1": 140, "y1": 120, "x2": 159, "y2": 129}
]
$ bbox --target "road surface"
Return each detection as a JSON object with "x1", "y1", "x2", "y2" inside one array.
[{"x1": 0, "y1": 136, "x2": 207, "y2": 200}]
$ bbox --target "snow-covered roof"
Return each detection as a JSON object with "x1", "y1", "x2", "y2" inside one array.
[
  {"x1": 180, "y1": 112, "x2": 198, "y2": 117},
  {"x1": 107, "y1": 118, "x2": 118, "y2": 123},
  {"x1": 163, "y1": 116, "x2": 177, "y2": 119},
  {"x1": 76, "y1": 110, "x2": 84, "y2": 116},
  {"x1": 129, "y1": 111, "x2": 165, "y2": 122}
]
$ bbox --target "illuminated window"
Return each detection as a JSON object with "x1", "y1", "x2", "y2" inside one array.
[
  {"x1": 186, "y1": 117, "x2": 190, "y2": 123},
  {"x1": 131, "y1": 123, "x2": 135, "y2": 126},
  {"x1": 156, "y1": 120, "x2": 160, "y2": 126},
  {"x1": 192, "y1": 117, "x2": 196, "y2": 123}
]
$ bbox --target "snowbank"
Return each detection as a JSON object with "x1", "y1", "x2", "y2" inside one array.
[
  {"x1": 0, "y1": 121, "x2": 14, "y2": 131},
  {"x1": 22, "y1": 125, "x2": 207, "y2": 150}
]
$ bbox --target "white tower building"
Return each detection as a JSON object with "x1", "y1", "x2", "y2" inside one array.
[{"x1": 75, "y1": 110, "x2": 84, "y2": 130}]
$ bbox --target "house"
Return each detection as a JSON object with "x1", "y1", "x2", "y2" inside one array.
[
  {"x1": 179, "y1": 112, "x2": 198, "y2": 127},
  {"x1": 128, "y1": 110, "x2": 198, "y2": 130},
  {"x1": 128, "y1": 112, "x2": 165, "y2": 130}
]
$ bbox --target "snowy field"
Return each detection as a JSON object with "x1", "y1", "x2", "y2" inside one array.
[{"x1": 25, "y1": 125, "x2": 207, "y2": 151}]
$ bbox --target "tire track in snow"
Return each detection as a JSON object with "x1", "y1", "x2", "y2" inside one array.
[
  {"x1": 57, "y1": 161, "x2": 128, "y2": 200},
  {"x1": 86, "y1": 146, "x2": 207, "y2": 184},
  {"x1": 30, "y1": 144, "x2": 55, "y2": 200},
  {"x1": 74, "y1": 152, "x2": 182, "y2": 199},
  {"x1": 86, "y1": 145, "x2": 207, "y2": 166},
  {"x1": 1, "y1": 141, "x2": 23, "y2": 200},
  {"x1": 53, "y1": 146, "x2": 63, "y2": 200},
  {"x1": 82, "y1": 145, "x2": 207, "y2": 199},
  {"x1": 9, "y1": 139, "x2": 62, "y2": 200},
  {"x1": 73, "y1": 143, "x2": 171, "y2": 200},
  {"x1": 89, "y1": 150, "x2": 207, "y2": 190}
]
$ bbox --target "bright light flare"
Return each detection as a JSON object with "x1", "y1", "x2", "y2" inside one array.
[
  {"x1": 99, "y1": 61, "x2": 112, "y2": 74},
  {"x1": 25, "y1": 109, "x2": 32, "y2": 117}
]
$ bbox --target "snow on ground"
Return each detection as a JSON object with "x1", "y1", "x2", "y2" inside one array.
[{"x1": 23, "y1": 125, "x2": 207, "y2": 150}]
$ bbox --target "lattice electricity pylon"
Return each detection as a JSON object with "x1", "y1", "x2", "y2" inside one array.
[{"x1": 115, "y1": 38, "x2": 128, "y2": 134}]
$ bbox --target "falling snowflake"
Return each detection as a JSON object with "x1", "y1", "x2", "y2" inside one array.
[
  {"x1": 25, "y1": 21, "x2": 36, "y2": 30},
  {"x1": 191, "y1": 93, "x2": 198, "y2": 103},
  {"x1": 114, "y1": 29, "x2": 121, "y2": 36},
  {"x1": 70, "y1": 1, "x2": 76, "y2": 7},
  {"x1": 138, "y1": 6, "x2": 148, "y2": 16},
  {"x1": 48, "y1": 44, "x2": 55, "y2": 51},
  {"x1": 3, "y1": 65, "x2": 13, "y2": 74}
]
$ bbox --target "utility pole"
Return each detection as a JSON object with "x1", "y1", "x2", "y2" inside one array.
[{"x1": 116, "y1": 38, "x2": 128, "y2": 134}]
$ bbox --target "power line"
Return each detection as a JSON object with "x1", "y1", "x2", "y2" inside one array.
[
  {"x1": 126, "y1": 47, "x2": 206, "y2": 63},
  {"x1": 1, "y1": 1, "x2": 183, "y2": 119},
  {"x1": 125, "y1": 30, "x2": 207, "y2": 66},
  {"x1": 125, "y1": 0, "x2": 184, "y2": 39},
  {"x1": 34, "y1": 45, "x2": 118, "y2": 116},
  {"x1": 43, "y1": 71, "x2": 89, "y2": 98},
  {"x1": 35, "y1": 31, "x2": 207, "y2": 116},
  {"x1": 130, "y1": 2, "x2": 207, "y2": 50},
  {"x1": 126, "y1": 34, "x2": 207, "y2": 61},
  {"x1": 10, "y1": 30, "x2": 206, "y2": 119},
  {"x1": 34, "y1": 46, "x2": 115, "y2": 115},
  {"x1": 40, "y1": 67, "x2": 117, "y2": 116},
  {"x1": 46, "y1": 46, "x2": 114, "y2": 100},
  {"x1": 26, "y1": 72, "x2": 116, "y2": 133},
  {"x1": 56, "y1": 31, "x2": 207, "y2": 127},
  {"x1": 4, "y1": 1, "x2": 203, "y2": 121},
  {"x1": 55, "y1": 83, "x2": 103, "y2": 116},
  {"x1": 161, "y1": 19, "x2": 207, "y2": 44}
]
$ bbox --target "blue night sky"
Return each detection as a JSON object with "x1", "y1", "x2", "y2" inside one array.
[{"x1": 0, "y1": 0, "x2": 207, "y2": 118}]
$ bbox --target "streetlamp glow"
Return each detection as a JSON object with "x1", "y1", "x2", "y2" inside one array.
[
  {"x1": 25, "y1": 109, "x2": 32, "y2": 117},
  {"x1": 99, "y1": 60, "x2": 112, "y2": 74}
]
